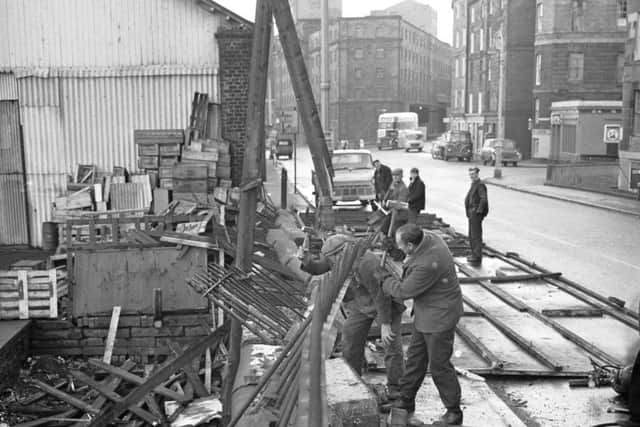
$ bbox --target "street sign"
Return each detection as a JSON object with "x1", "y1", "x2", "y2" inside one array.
[{"x1": 603, "y1": 124, "x2": 622, "y2": 143}]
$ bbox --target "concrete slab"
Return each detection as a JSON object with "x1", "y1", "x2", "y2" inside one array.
[{"x1": 326, "y1": 358, "x2": 379, "y2": 427}]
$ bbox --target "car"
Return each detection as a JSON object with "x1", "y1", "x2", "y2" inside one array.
[
  {"x1": 324, "y1": 149, "x2": 376, "y2": 206},
  {"x1": 431, "y1": 130, "x2": 473, "y2": 161},
  {"x1": 404, "y1": 131, "x2": 425, "y2": 152},
  {"x1": 270, "y1": 138, "x2": 293, "y2": 160},
  {"x1": 480, "y1": 138, "x2": 522, "y2": 167}
]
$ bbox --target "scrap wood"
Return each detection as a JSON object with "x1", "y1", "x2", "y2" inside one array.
[
  {"x1": 87, "y1": 322, "x2": 229, "y2": 427},
  {"x1": 19, "y1": 379, "x2": 68, "y2": 406},
  {"x1": 457, "y1": 272, "x2": 562, "y2": 284},
  {"x1": 160, "y1": 232, "x2": 218, "y2": 250},
  {"x1": 27, "y1": 379, "x2": 99, "y2": 415},
  {"x1": 13, "y1": 409, "x2": 79, "y2": 427},
  {"x1": 167, "y1": 341, "x2": 209, "y2": 398},
  {"x1": 103, "y1": 306, "x2": 121, "y2": 364}
]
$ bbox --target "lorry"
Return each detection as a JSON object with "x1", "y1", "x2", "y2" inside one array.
[{"x1": 376, "y1": 112, "x2": 425, "y2": 150}]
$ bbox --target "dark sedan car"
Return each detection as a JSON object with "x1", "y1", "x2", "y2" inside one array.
[{"x1": 480, "y1": 138, "x2": 522, "y2": 167}]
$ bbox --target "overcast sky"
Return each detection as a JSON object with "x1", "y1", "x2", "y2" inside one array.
[{"x1": 216, "y1": 0, "x2": 453, "y2": 44}]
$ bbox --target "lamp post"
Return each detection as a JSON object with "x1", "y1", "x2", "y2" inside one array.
[{"x1": 494, "y1": 15, "x2": 507, "y2": 179}]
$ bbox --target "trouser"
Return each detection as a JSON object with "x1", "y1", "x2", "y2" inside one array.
[
  {"x1": 468, "y1": 214, "x2": 483, "y2": 260},
  {"x1": 399, "y1": 326, "x2": 461, "y2": 410},
  {"x1": 380, "y1": 210, "x2": 407, "y2": 237},
  {"x1": 407, "y1": 208, "x2": 420, "y2": 224},
  {"x1": 341, "y1": 309, "x2": 404, "y2": 391}
]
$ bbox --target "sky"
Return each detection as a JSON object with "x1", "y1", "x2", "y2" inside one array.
[{"x1": 216, "y1": 0, "x2": 453, "y2": 44}]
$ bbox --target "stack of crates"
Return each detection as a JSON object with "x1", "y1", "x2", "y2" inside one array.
[{"x1": 134, "y1": 130, "x2": 184, "y2": 188}]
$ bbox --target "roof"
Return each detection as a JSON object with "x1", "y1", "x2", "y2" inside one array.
[
  {"x1": 333, "y1": 149, "x2": 373, "y2": 155},
  {"x1": 196, "y1": 0, "x2": 253, "y2": 27}
]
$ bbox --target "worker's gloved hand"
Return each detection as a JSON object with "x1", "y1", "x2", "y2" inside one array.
[{"x1": 380, "y1": 323, "x2": 396, "y2": 347}]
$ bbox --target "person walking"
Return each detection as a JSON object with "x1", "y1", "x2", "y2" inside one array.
[
  {"x1": 464, "y1": 167, "x2": 489, "y2": 265},
  {"x1": 407, "y1": 167, "x2": 425, "y2": 224},
  {"x1": 377, "y1": 224, "x2": 464, "y2": 425},
  {"x1": 299, "y1": 235, "x2": 405, "y2": 398},
  {"x1": 373, "y1": 160, "x2": 393, "y2": 205}
]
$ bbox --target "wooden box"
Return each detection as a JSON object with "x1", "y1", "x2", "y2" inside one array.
[
  {"x1": 216, "y1": 165, "x2": 231, "y2": 179},
  {"x1": 173, "y1": 164, "x2": 208, "y2": 180},
  {"x1": 159, "y1": 156, "x2": 179, "y2": 167},
  {"x1": 159, "y1": 143, "x2": 181, "y2": 156},
  {"x1": 0, "y1": 269, "x2": 69, "y2": 319},
  {"x1": 182, "y1": 149, "x2": 218, "y2": 162},
  {"x1": 146, "y1": 169, "x2": 159, "y2": 188},
  {"x1": 172, "y1": 179, "x2": 208, "y2": 193},
  {"x1": 138, "y1": 156, "x2": 159, "y2": 169},
  {"x1": 159, "y1": 166, "x2": 174, "y2": 179},
  {"x1": 137, "y1": 144, "x2": 159, "y2": 156},
  {"x1": 159, "y1": 178, "x2": 174, "y2": 190}
]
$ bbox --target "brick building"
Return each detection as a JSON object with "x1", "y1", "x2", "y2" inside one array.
[
  {"x1": 532, "y1": 0, "x2": 626, "y2": 159},
  {"x1": 371, "y1": 0, "x2": 438, "y2": 36},
  {"x1": 450, "y1": 0, "x2": 535, "y2": 158},
  {"x1": 270, "y1": 15, "x2": 452, "y2": 143},
  {"x1": 620, "y1": 0, "x2": 640, "y2": 192}
]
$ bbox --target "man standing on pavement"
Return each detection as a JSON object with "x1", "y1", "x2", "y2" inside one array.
[
  {"x1": 407, "y1": 167, "x2": 425, "y2": 224},
  {"x1": 381, "y1": 168, "x2": 409, "y2": 238},
  {"x1": 299, "y1": 235, "x2": 406, "y2": 398},
  {"x1": 464, "y1": 167, "x2": 489, "y2": 265},
  {"x1": 373, "y1": 160, "x2": 393, "y2": 206},
  {"x1": 377, "y1": 224, "x2": 464, "y2": 425}
]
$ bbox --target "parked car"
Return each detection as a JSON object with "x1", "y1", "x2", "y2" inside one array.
[
  {"x1": 313, "y1": 149, "x2": 376, "y2": 206},
  {"x1": 404, "y1": 131, "x2": 425, "y2": 152},
  {"x1": 480, "y1": 138, "x2": 522, "y2": 166},
  {"x1": 431, "y1": 131, "x2": 472, "y2": 161},
  {"x1": 270, "y1": 138, "x2": 293, "y2": 159}
]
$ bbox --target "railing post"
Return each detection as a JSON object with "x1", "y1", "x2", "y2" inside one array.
[{"x1": 281, "y1": 168, "x2": 288, "y2": 209}]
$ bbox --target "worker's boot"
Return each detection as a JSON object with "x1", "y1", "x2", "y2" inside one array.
[
  {"x1": 439, "y1": 408, "x2": 463, "y2": 425},
  {"x1": 380, "y1": 398, "x2": 415, "y2": 414}
]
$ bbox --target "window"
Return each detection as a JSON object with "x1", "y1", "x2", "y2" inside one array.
[
  {"x1": 355, "y1": 25, "x2": 364, "y2": 38},
  {"x1": 471, "y1": 6, "x2": 476, "y2": 23},
  {"x1": 468, "y1": 93, "x2": 474, "y2": 114},
  {"x1": 479, "y1": 28, "x2": 484, "y2": 51},
  {"x1": 571, "y1": 0, "x2": 584, "y2": 32},
  {"x1": 376, "y1": 48, "x2": 385, "y2": 58},
  {"x1": 618, "y1": 0, "x2": 628, "y2": 20},
  {"x1": 618, "y1": 53, "x2": 625, "y2": 83},
  {"x1": 478, "y1": 92, "x2": 483, "y2": 114},
  {"x1": 568, "y1": 52, "x2": 584, "y2": 81},
  {"x1": 376, "y1": 68, "x2": 385, "y2": 79},
  {"x1": 535, "y1": 54, "x2": 542, "y2": 85},
  {"x1": 535, "y1": 98, "x2": 540, "y2": 121},
  {"x1": 537, "y1": 2, "x2": 544, "y2": 33},
  {"x1": 455, "y1": 58, "x2": 460, "y2": 77},
  {"x1": 634, "y1": 91, "x2": 640, "y2": 135},
  {"x1": 470, "y1": 32, "x2": 475, "y2": 53},
  {"x1": 488, "y1": 58, "x2": 493, "y2": 81},
  {"x1": 375, "y1": 26, "x2": 385, "y2": 38},
  {"x1": 354, "y1": 48, "x2": 364, "y2": 59},
  {"x1": 355, "y1": 68, "x2": 362, "y2": 79}
]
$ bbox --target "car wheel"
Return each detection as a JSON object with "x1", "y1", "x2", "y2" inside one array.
[
  {"x1": 502, "y1": 161, "x2": 508, "y2": 167},
  {"x1": 513, "y1": 162, "x2": 518, "y2": 167},
  {"x1": 444, "y1": 154, "x2": 449, "y2": 161},
  {"x1": 405, "y1": 148, "x2": 410, "y2": 152},
  {"x1": 377, "y1": 146, "x2": 382, "y2": 150},
  {"x1": 419, "y1": 148, "x2": 423, "y2": 152},
  {"x1": 289, "y1": 154, "x2": 293, "y2": 160}
]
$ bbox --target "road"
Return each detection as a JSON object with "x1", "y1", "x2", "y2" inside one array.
[{"x1": 278, "y1": 144, "x2": 640, "y2": 311}]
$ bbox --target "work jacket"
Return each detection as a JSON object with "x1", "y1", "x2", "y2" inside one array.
[
  {"x1": 382, "y1": 231, "x2": 463, "y2": 333},
  {"x1": 407, "y1": 177, "x2": 426, "y2": 211},
  {"x1": 374, "y1": 164, "x2": 393, "y2": 196},
  {"x1": 464, "y1": 180, "x2": 489, "y2": 218},
  {"x1": 384, "y1": 180, "x2": 409, "y2": 203}
]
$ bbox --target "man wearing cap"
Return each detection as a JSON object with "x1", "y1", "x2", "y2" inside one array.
[
  {"x1": 378, "y1": 224, "x2": 464, "y2": 425},
  {"x1": 299, "y1": 235, "x2": 406, "y2": 398},
  {"x1": 407, "y1": 168, "x2": 425, "y2": 224},
  {"x1": 464, "y1": 167, "x2": 489, "y2": 265},
  {"x1": 373, "y1": 160, "x2": 393, "y2": 206}
]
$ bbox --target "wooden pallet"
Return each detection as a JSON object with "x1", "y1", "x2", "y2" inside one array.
[{"x1": 0, "y1": 269, "x2": 68, "y2": 319}]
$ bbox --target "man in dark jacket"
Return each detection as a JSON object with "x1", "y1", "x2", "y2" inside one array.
[
  {"x1": 407, "y1": 167, "x2": 425, "y2": 224},
  {"x1": 378, "y1": 224, "x2": 464, "y2": 425},
  {"x1": 464, "y1": 167, "x2": 488, "y2": 265},
  {"x1": 373, "y1": 160, "x2": 393, "y2": 203},
  {"x1": 299, "y1": 235, "x2": 406, "y2": 397}
]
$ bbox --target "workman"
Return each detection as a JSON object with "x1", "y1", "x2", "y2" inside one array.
[
  {"x1": 407, "y1": 167, "x2": 425, "y2": 224},
  {"x1": 464, "y1": 167, "x2": 489, "y2": 265},
  {"x1": 299, "y1": 234, "x2": 406, "y2": 398},
  {"x1": 373, "y1": 160, "x2": 393, "y2": 206},
  {"x1": 377, "y1": 224, "x2": 464, "y2": 425}
]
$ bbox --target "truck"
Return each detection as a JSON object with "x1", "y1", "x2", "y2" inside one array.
[{"x1": 376, "y1": 112, "x2": 425, "y2": 150}]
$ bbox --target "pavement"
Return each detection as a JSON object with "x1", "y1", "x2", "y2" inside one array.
[
  {"x1": 483, "y1": 161, "x2": 640, "y2": 217},
  {"x1": 263, "y1": 156, "x2": 314, "y2": 212}
]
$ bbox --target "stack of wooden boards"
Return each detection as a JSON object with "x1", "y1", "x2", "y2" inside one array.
[{"x1": 134, "y1": 129, "x2": 184, "y2": 189}]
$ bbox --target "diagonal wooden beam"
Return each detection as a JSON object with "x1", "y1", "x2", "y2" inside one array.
[
  {"x1": 167, "y1": 341, "x2": 210, "y2": 398},
  {"x1": 88, "y1": 322, "x2": 229, "y2": 427}
]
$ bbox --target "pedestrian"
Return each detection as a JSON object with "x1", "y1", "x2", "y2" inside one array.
[
  {"x1": 377, "y1": 224, "x2": 464, "y2": 425},
  {"x1": 381, "y1": 168, "x2": 409, "y2": 238},
  {"x1": 373, "y1": 160, "x2": 393, "y2": 205},
  {"x1": 407, "y1": 167, "x2": 425, "y2": 224},
  {"x1": 464, "y1": 167, "x2": 489, "y2": 265},
  {"x1": 299, "y1": 235, "x2": 406, "y2": 398}
]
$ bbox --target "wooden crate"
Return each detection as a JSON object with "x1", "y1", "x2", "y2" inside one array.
[
  {"x1": 159, "y1": 178, "x2": 174, "y2": 190},
  {"x1": 137, "y1": 144, "x2": 159, "y2": 156},
  {"x1": 159, "y1": 156, "x2": 179, "y2": 167},
  {"x1": 173, "y1": 163, "x2": 208, "y2": 180},
  {"x1": 216, "y1": 165, "x2": 231, "y2": 179},
  {"x1": 182, "y1": 149, "x2": 218, "y2": 162},
  {"x1": 159, "y1": 166, "x2": 174, "y2": 179},
  {"x1": 159, "y1": 143, "x2": 181, "y2": 156},
  {"x1": 138, "y1": 156, "x2": 159, "y2": 169},
  {"x1": 0, "y1": 269, "x2": 68, "y2": 319},
  {"x1": 172, "y1": 179, "x2": 207, "y2": 193}
]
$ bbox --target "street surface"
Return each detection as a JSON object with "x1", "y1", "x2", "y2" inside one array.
[{"x1": 278, "y1": 143, "x2": 640, "y2": 312}]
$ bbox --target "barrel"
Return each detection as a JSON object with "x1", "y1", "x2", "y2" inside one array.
[{"x1": 42, "y1": 222, "x2": 59, "y2": 251}]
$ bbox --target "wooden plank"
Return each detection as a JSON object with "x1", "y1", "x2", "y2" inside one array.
[
  {"x1": 456, "y1": 261, "x2": 528, "y2": 312},
  {"x1": 458, "y1": 272, "x2": 562, "y2": 284},
  {"x1": 541, "y1": 308, "x2": 604, "y2": 317},
  {"x1": 17, "y1": 270, "x2": 28, "y2": 319},
  {"x1": 456, "y1": 322, "x2": 504, "y2": 370},
  {"x1": 69, "y1": 370, "x2": 159, "y2": 425},
  {"x1": 13, "y1": 409, "x2": 79, "y2": 427},
  {"x1": 103, "y1": 306, "x2": 121, "y2": 364},
  {"x1": 87, "y1": 359, "x2": 189, "y2": 403},
  {"x1": 167, "y1": 341, "x2": 209, "y2": 398},
  {"x1": 29, "y1": 379, "x2": 99, "y2": 414},
  {"x1": 48, "y1": 269, "x2": 58, "y2": 318},
  {"x1": 87, "y1": 323, "x2": 229, "y2": 427},
  {"x1": 172, "y1": 164, "x2": 208, "y2": 180}
]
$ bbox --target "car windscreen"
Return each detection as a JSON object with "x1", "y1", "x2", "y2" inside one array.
[
  {"x1": 332, "y1": 154, "x2": 373, "y2": 170},
  {"x1": 502, "y1": 140, "x2": 515, "y2": 150}
]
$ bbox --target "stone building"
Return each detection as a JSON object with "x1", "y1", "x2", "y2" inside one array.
[
  {"x1": 270, "y1": 14, "x2": 452, "y2": 143},
  {"x1": 450, "y1": 0, "x2": 536, "y2": 158},
  {"x1": 371, "y1": 0, "x2": 438, "y2": 36},
  {"x1": 532, "y1": 0, "x2": 626, "y2": 159},
  {"x1": 289, "y1": 0, "x2": 342, "y2": 21}
]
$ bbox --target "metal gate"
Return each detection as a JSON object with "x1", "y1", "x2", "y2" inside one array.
[{"x1": 0, "y1": 100, "x2": 29, "y2": 245}]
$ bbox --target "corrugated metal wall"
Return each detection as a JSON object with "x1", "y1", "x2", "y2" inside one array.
[
  {"x1": 0, "y1": 0, "x2": 223, "y2": 68},
  {"x1": 18, "y1": 69, "x2": 220, "y2": 247},
  {"x1": 0, "y1": 72, "x2": 18, "y2": 100}
]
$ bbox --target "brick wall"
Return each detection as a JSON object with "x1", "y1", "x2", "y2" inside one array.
[
  {"x1": 216, "y1": 28, "x2": 253, "y2": 186},
  {"x1": 30, "y1": 312, "x2": 213, "y2": 364}
]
